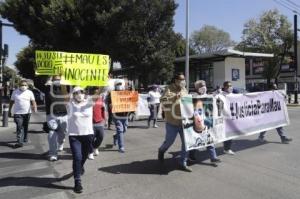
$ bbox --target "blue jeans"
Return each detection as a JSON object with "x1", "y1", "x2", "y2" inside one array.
[
  {"x1": 259, "y1": 127, "x2": 286, "y2": 140},
  {"x1": 159, "y1": 123, "x2": 188, "y2": 166},
  {"x1": 114, "y1": 118, "x2": 128, "y2": 150},
  {"x1": 46, "y1": 115, "x2": 67, "y2": 156},
  {"x1": 14, "y1": 114, "x2": 31, "y2": 144},
  {"x1": 206, "y1": 145, "x2": 217, "y2": 159},
  {"x1": 93, "y1": 125, "x2": 105, "y2": 149},
  {"x1": 69, "y1": 135, "x2": 93, "y2": 181},
  {"x1": 148, "y1": 103, "x2": 160, "y2": 122}
]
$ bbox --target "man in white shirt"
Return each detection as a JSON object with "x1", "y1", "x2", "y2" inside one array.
[
  {"x1": 9, "y1": 80, "x2": 37, "y2": 148},
  {"x1": 147, "y1": 85, "x2": 161, "y2": 128}
]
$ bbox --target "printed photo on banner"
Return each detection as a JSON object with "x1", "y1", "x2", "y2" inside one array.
[
  {"x1": 180, "y1": 95, "x2": 215, "y2": 151},
  {"x1": 111, "y1": 91, "x2": 139, "y2": 113},
  {"x1": 35, "y1": 50, "x2": 110, "y2": 87}
]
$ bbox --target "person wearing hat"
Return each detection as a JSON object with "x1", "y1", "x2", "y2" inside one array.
[
  {"x1": 67, "y1": 86, "x2": 95, "y2": 193},
  {"x1": 188, "y1": 80, "x2": 221, "y2": 166},
  {"x1": 147, "y1": 84, "x2": 161, "y2": 128}
]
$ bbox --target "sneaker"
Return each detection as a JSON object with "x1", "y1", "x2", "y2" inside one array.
[
  {"x1": 180, "y1": 165, "x2": 192, "y2": 172},
  {"x1": 119, "y1": 148, "x2": 125, "y2": 153},
  {"x1": 94, "y1": 148, "x2": 99, "y2": 156},
  {"x1": 23, "y1": 139, "x2": 28, "y2": 143},
  {"x1": 258, "y1": 137, "x2": 266, "y2": 143},
  {"x1": 281, "y1": 137, "x2": 292, "y2": 144},
  {"x1": 211, "y1": 158, "x2": 221, "y2": 163},
  {"x1": 153, "y1": 124, "x2": 159, "y2": 128},
  {"x1": 14, "y1": 143, "x2": 23, "y2": 148},
  {"x1": 88, "y1": 153, "x2": 94, "y2": 160},
  {"x1": 49, "y1": 156, "x2": 58, "y2": 161},
  {"x1": 57, "y1": 144, "x2": 64, "y2": 152},
  {"x1": 74, "y1": 180, "x2": 83, "y2": 193},
  {"x1": 224, "y1": 149, "x2": 235, "y2": 155}
]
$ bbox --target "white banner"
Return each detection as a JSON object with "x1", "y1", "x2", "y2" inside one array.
[{"x1": 180, "y1": 91, "x2": 290, "y2": 151}]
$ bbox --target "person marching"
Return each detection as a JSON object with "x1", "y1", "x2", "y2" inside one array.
[
  {"x1": 189, "y1": 80, "x2": 221, "y2": 165},
  {"x1": 258, "y1": 83, "x2": 292, "y2": 144},
  {"x1": 147, "y1": 84, "x2": 161, "y2": 128},
  {"x1": 221, "y1": 81, "x2": 235, "y2": 155},
  {"x1": 88, "y1": 87, "x2": 107, "y2": 160},
  {"x1": 9, "y1": 80, "x2": 37, "y2": 148},
  {"x1": 158, "y1": 73, "x2": 191, "y2": 172},
  {"x1": 107, "y1": 80, "x2": 129, "y2": 153},
  {"x1": 67, "y1": 86, "x2": 95, "y2": 193},
  {"x1": 43, "y1": 76, "x2": 68, "y2": 161}
]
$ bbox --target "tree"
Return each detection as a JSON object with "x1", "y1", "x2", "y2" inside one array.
[
  {"x1": 0, "y1": 0, "x2": 178, "y2": 88},
  {"x1": 190, "y1": 25, "x2": 235, "y2": 53},
  {"x1": 236, "y1": 9, "x2": 293, "y2": 86}
]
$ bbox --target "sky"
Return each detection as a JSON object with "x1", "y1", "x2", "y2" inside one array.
[{"x1": 1, "y1": 0, "x2": 299, "y2": 68}]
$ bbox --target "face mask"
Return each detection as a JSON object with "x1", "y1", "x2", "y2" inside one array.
[
  {"x1": 115, "y1": 85, "x2": 124, "y2": 91},
  {"x1": 227, "y1": 87, "x2": 233, "y2": 93},
  {"x1": 20, "y1": 86, "x2": 28, "y2": 91},
  {"x1": 178, "y1": 80, "x2": 186, "y2": 88},
  {"x1": 197, "y1": 87, "x2": 207, "y2": 95},
  {"x1": 52, "y1": 80, "x2": 61, "y2": 86},
  {"x1": 75, "y1": 94, "x2": 85, "y2": 102}
]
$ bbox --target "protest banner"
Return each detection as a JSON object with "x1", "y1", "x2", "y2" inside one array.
[
  {"x1": 180, "y1": 95, "x2": 221, "y2": 151},
  {"x1": 136, "y1": 94, "x2": 151, "y2": 117},
  {"x1": 180, "y1": 91, "x2": 289, "y2": 151},
  {"x1": 35, "y1": 50, "x2": 109, "y2": 86},
  {"x1": 111, "y1": 91, "x2": 139, "y2": 113},
  {"x1": 222, "y1": 90, "x2": 290, "y2": 140}
]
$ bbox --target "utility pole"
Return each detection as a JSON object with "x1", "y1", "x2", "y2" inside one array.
[
  {"x1": 185, "y1": 0, "x2": 189, "y2": 92},
  {"x1": 0, "y1": 20, "x2": 13, "y2": 115},
  {"x1": 294, "y1": 14, "x2": 298, "y2": 104}
]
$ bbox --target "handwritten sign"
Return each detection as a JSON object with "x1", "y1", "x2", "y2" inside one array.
[
  {"x1": 111, "y1": 91, "x2": 139, "y2": 113},
  {"x1": 35, "y1": 50, "x2": 109, "y2": 86}
]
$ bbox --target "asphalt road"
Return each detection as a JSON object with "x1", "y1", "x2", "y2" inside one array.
[{"x1": 0, "y1": 107, "x2": 299, "y2": 199}]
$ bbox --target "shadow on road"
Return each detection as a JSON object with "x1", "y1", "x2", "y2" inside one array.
[
  {"x1": 0, "y1": 172, "x2": 73, "y2": 190},
  {"x1": 98, "y1": 158, "x2": 179, "y2": 175},
  {"x1": 28, "y1": 130, "x2": 45, "y2": 134},
  {"x1": 0, "y1": 141, "x2": 16, "y2": 148},
  {"x1": 98, "y1": 139, "x2": 272, "y2": 175},
  {"x1": 0, "y1": 151, "x2": 72, "y2": 160}
]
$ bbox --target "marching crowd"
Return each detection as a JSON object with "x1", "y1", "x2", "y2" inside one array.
[{"x1": 8, "y1": 73, "x2": 292, "y2": 193}]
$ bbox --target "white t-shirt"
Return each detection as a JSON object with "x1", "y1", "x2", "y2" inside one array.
[
  {"x1": 11, "y1": 89, "x2": 35, "y2": 114},
  {"x1": 148, "y1": 91, "x2": 161, "y2": 104},
  {"x1": 67, "y1": 98, "x2": 94, "y2": 136}
]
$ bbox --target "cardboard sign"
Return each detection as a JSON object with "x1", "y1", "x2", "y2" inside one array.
[
  {"x1": 35, "y1": 50, "x2": 109, "y2": 86},
  {"x1": 111, "y1": 91, "x2": 138, "y2": 113}
]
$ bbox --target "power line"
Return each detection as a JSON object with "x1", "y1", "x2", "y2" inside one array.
[
  {"x1": 279, "y1": 0, "x2": 300, "y2": 13},
  {"x1": 284, "y1": 0, "x2": 300, "y2": 9},
  {"x1": 273, "y1": 0, "x2": 300, "y2": 14}
]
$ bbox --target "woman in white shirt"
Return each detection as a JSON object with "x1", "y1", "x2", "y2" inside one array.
[
  {"x1": 147, "y1": 85, "x2": 161, "y2": 128},
  {"x1": 67, "y1": 86, "x2": 94, "y2": 194}
]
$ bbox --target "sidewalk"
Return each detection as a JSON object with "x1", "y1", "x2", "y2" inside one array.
[{"x1": 0, "y1": 115, "x2": 15, "y2": 133}]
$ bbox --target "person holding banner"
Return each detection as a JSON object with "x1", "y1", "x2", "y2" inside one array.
[
  {"x1": 189, "y1": 80, "x2": 221, "y2": 165},
  {"x1": 67, "y1": 86, "x2": 95, "y2": 193},
  {"x1": 108, "y1": 80, "x2": 129, "y2": 153},
  {"x1": 258, "y1": 83, "x2": 292, "y2": 144},
  {"x1": 222, "y1": 81, "x2": 235, "y2": 155},
  {"x1": 42, "y1": 76, "x2": 69, "y2": 161},
  {"x1": 158, "y1": 73, "x2": 191, "y2": 172},
  {"x1": 147, "y1": 85, "x2": 161, "y2": 128}
]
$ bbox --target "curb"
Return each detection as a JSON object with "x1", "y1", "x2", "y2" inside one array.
[{"x1": 287, "y1": 104, "x2": 300, "y2": 107}]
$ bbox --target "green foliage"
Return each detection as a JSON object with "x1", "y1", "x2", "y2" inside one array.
[
  {"x1": 236, "y1": 9, "x2": 293, "y2": 85},
  {"x1": 190, "y1": 25, "x2": 235, "y2": 53},
  {"x1": 0, "y1": 0, "x2": 178, "y2": 87}
]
